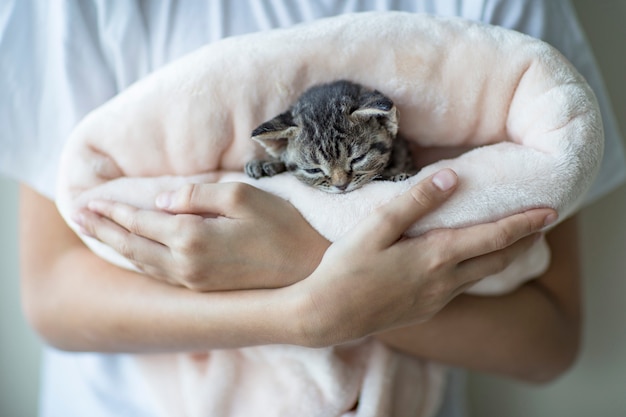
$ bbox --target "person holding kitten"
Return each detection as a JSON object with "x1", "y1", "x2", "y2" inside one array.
[{"x1": 3, "y1": 1, "x2": 625, "y2": 417}]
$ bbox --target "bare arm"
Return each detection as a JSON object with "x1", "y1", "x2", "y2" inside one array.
[
  {"x1": 19, "y1": 185, "x2": 313, "y2": 352},
  {"x1": 376, "y1": 217, "x2": 581, "y2": 383}
]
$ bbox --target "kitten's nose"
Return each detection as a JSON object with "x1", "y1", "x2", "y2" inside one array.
[{"x1": 331, "y1": 170, "x2": 350, "y2": 192}]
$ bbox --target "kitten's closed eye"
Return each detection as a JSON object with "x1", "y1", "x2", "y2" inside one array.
[
  {"x1": 350, "y1": 154, "x2": 367, "y2": 166},
  {"x1": 245, "y1": 80, "x2": 417, "y2": 193}
]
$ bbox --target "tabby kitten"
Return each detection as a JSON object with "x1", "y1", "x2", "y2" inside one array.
[{"x1": 245, "y1": 80, "x2": 416, "y2": 193}]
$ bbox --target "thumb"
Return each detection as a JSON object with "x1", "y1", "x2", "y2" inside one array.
[{"x1": 353, "y1": 169, "x2": 458, "y2": 248}]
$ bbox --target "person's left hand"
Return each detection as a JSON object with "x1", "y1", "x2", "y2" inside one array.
[{"x1": 74, "y1": 182, "x2": 330, "y2": 291}]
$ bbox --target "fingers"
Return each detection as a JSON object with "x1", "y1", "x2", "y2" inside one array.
[
  {"x1": 85, "y1": 200, "x2": 178, "y2": 243},
  {"x1": 353, "y1": 169, "x2": 458, "y2": 248},
  {"x1": 73, "y1": 207, "x2": 170, "y2": 269},
  {"x1": 457, "y1": 233, "x2": 541, "y2": 282},
  {"x1": 440, "y1": 207, "x2": 556, "y2": 285},
  {"x1": 446, "y1": 208, "x2": 557, "y2": 262},
  {"x1": 155, "y1": 182, "x2": 258, "y2": 216}
]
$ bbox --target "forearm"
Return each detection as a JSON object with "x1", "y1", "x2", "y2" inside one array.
[
  {"x1": 20, "y1": 186, "x2": 300, "y2": 353},
  {"x1": 377, "y1": 284, "x2": 578, "y2": 382},
  {"x1": 26, "y1": 249, "x2": 296, "y2": 352},
  {"x1": 377, "y1": 217, "x2": 581, "y2": 383}
]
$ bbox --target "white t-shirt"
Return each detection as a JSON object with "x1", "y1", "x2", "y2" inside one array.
[{"x1": 1, "y1": 1, "x2": 624, "y2": 416}]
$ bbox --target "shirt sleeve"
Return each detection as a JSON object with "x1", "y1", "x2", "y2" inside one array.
[
  {"x1": 0, "y1": 0, "x2": 118, "y2": 198},
  {"x1": 479, "y1": 0, "x2": 626, "y2": 206}
]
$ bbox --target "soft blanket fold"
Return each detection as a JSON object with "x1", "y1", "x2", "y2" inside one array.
[{"x1": 56, "y1": 12, "x2": 603, "y2": 417}]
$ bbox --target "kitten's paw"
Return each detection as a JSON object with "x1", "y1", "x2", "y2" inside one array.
[
  {"x1": 389, "y1": 173, "x2": 411, "y2": 182},
  {"x1": 244, "y1": 160, "x2": 286, "y2": 178},
  {"x1": 261, "y1": 161, "x2": 286, "y2": 177},
  {"x1": 375, "y1": 172, "x2": 411, "y2": 182},
  {"x1": 244, "y1": 160, "x2": 265, "y2": 178}
]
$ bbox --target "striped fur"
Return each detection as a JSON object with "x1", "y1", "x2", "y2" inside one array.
[{"x1": 245, "y1": 80, "x2": 416, "y2": 193}]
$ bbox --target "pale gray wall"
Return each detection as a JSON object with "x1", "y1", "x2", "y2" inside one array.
[
  {"x1": 1, "y1": 2, "x2": 625, "y2": 417},
  {"x1": 0, "y1": 178, "x2": 41, "y2": 417}
]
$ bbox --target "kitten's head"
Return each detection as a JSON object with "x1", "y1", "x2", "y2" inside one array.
[{"x1": 251, "y1": 81, "x2": 398, "y2": 193}]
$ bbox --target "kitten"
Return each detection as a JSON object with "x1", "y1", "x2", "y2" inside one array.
[{"x1": 245, "y1": 80, "x2": 416, "y2": 193}]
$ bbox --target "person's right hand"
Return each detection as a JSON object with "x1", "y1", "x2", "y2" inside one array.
[
  {"x1": 287, "y1": 169, "x2": 557, "y2": 347},
  {"x1": 75, "y1": 182, "x2": 330, "y2": 291}
]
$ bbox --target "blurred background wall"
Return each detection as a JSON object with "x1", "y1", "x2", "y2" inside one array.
[
  {"x1": 0, "y1": 1, "x2": 624, "y2": 416},
  {"x1": 0, "y1": 178, "x2": 41, "y2": 416}
]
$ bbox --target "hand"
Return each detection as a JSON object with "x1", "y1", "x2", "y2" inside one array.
[
  {"x1": 75, "y1": 182, "x2": 330, "y2": 291},
  {"x1": 291, "y1": 169, "x2": 557, "y2": 347}
]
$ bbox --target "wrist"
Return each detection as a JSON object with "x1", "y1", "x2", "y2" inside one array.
[
  {"x1": 300, "y1": 236, "x2": 331, "y2": 281},
  {"x1": 282, "y1": 271, "x2": 366, "y2": 349},
  {"x1": 272, "y1": 236, "x2": 330, "y2": 289},
  {"x1": 280, "y1": 280, "x2": 333, "y2": 348}
]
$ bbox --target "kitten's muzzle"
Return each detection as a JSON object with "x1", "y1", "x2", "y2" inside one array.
[
  {"x1": 330, "y1": 169, "x2": 350, "y2": 189},
  {"x1": 334, "y1": 182, "x2": 350, "y2": 192}
]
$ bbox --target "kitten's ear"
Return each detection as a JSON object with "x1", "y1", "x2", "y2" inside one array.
[
  {"x1": 352, "y1": 90, "x2": 398, "y2": 135},
  {"x1": 251, "y1": 111, "x2": 299, "y2": 157}
]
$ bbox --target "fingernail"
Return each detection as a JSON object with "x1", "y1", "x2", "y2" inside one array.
[
  {"x1": 78, "y1": 225, "x2": 94, "y2": 238},
  {"x1": 432, "y1": 169, "x2": 457, "y2": 191},
  {"x1": 72, "y1": 212, "x2": 85, "y2": 227},
  {"x1": 71, "y1": 213, "x2": 94, "y2": 237},
  {"x1": 155, "y1": 192, "x2": 172, "y2": 209},
  {"x1": 544, "y1": 212, "x2": 558, "y2": 227},
  {"x1": 87, "y1": 200, "x2": 103, "y2": 212}
]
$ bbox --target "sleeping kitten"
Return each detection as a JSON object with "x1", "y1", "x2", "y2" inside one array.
[{"x1": 244, "y1": 80, "x2": 416, "y2": 193}]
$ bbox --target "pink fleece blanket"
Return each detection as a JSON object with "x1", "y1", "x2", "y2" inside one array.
[{"x1": 56, "y1": 12, "x2": 603, "y2": 417}]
